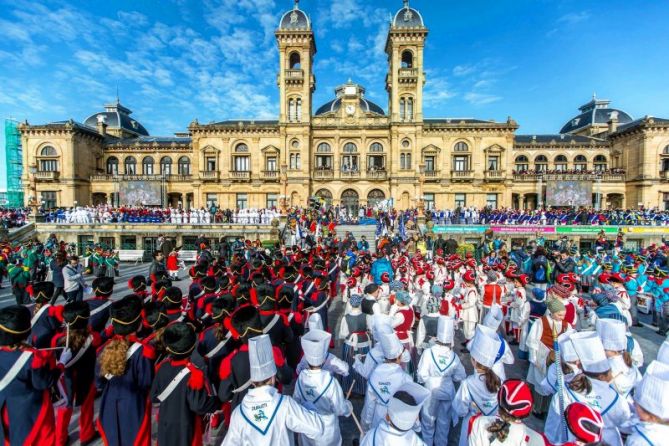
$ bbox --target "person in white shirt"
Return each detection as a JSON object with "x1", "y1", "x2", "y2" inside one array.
[
  {"x1": 223, "y1": 334, "x2": 327, "y2": 446},
  {"x1": 625, "y1": 360, "x2": 669, "y2": 446},
  {"x1": 596, "y1": 318, "x2": 642, "y2": 401}
]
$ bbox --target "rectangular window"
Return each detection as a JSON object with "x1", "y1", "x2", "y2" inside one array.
[
  {"x1": 236, "y1": 193, "x2": 248, "y2": 209},
  {"x1": 341, "y1": 155, "x2": 358, "y2": 171},
  {"x1": 206, "y1": 193, "x2": 218, "y2": 208},
  {"x1": 316, "y1": 155, "x2": 332, "y2": 168},
  {"x1": 266, "y1": 157, "x2": 277, "y2": 171},
  {"x1": 453, "y1": 156, "x2": 468, "y2": 171},
  {"x1": 110, "y1": 192, "x2": 119, "y2": 207},
  {"x1": 455, "y1": 193, "x2": 466, "y2": 208},
  {"x1": 161, "y1": 163, "x2": 171, "y2": 175},
  {"x1": 78, "y1": 235, "x2": 94, "y2": 256},
  {"x1": 144, "y1": 163, "x2": 154, "y2": 175},
  {"x1": 536, "y1": 163, "x2": 547, "y2": 172},
  {"x1": 424, "y1": 193, "x2": 435, "y2": 210},
  {"x1": 206, "y1": 157, "x2": 217, "y2": 171},
  {"x1": 574, "y1": 163, "x2": 587, "y2": 171},
  {"x1": 555, "y1": 163, "x2": 567, "y2": 172},
  {"x1": 486, "y1": 193, "x2": 498, "y2": 209},
  {"x1": 41, "y1": 191, "x2": 57, "y2": 209},
  {"x1": 488, "y1": 156, "x2": 499, "y2": 171},
  {"x1": 425, "y1": 156, "x2": 435, "y2": 172},
  {"x1": 400, "y1": 153, "x2": 412, "y2": 170},
  {"x1": 515, "y1": 163, "x2": 528, "y2": 172},
  {"x1": 107, "y1": 163, "x2": 118, "y2": 175},
  {"x1": 266, "y1": 193, "x2": 278, "y2": 209},
  {"x1": 99, "y1": 237, "x2": 115, "y2": 250},
  {"x1": 39, "y1": 160, "x2": 58, "y2": 172},
  {"x1": 121, "y1": 235, "x2": 137, "y2": 250},
  {"x1": 234, "y1": 156, "x2": 249, "y2": 172},
  {"x1": 126, "y1": 163, "x2": 136, "y2": 175},
  {"x1": 367, "y1": 155, "x2": 384, "y2": 170}
]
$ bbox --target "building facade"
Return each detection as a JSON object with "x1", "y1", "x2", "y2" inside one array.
[{"x1": 19, "y1": 1, "x2": 669, "y2": 212}]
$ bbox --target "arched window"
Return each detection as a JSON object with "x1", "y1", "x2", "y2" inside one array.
[
  {"x1": 316, "y1": 143, "x2": 332, "y2": 169},
  {"x1": 401, "y1": 50, "x2": 413, "y2": 69},
  {"x1": 341, "y1": 189, "x2": 359, "y2": 213},
  {"x1": 178, "y1": 156, "x2": 191, "y2": 175},
  {"x1": 574, "y1": 155, "x2": 587, "y2": 171},
  {"x1": 296, "y1": 98, "x2": 302, "y2": 122},
  {"x1": 40, "y1": 146, "x2": 57, "y2": 156},
  {"x1": 142, "y1": 156, "x2": 154, "y2": 175},
  {"x1": 514, "y1": 155, "x2": 529, "y2": 172},
  {"x1": 594, "y1": 155, "x2": 608, "y2": 172},
  {"x1": 664, "y1": 145, "x2": 669, "y2": 155},
  {"x1": 124, "y1": 156, "x2": 137, "y2": 175},
  {"x1": 342, "y1": 143, "x2": 358, "y2": 172},
  {"x1": 407, "y1": 97, "x2": 414, "y2": 120},
  {"x1": 554, "y1": 154, "x2": 568, "y2": 171},
  {"x1": 290, "y1": 153, "x2": 301, "y2": 170},
  {"x1": 160, "y1": 156, "x2": 172, "y2": 175},
  {"x1": 315, "y1": 189, "x2": 333, "y2": 202},
  {"x1": 234, "y1": 144, "x2": 250, "y2": 172},
  {"x1": 534, "y1": 155, "x2": 548, "y2": 172},
  {"x1": 317, "y1": 143, "x2": 331, "y2": 152},
  {"x1": 454, "y1": 142, "x2": 469, "y2": 152},
  {"x1": 288, "y1": 98, "x2": 301, "y2": 122},
  {"x1": 343, "y1": 143, "x2": 357, "y2": 153},
  {"x1": 369, "y1": 142, "x2": 383, "y2": 152},
  {"x1": 400, "y1": 98, "x2": 406, "y2": 121},
  {"x1": 367, "y1": 189, "x2": 386, "y2": 208},
  {"x1": 400, "y1": 153, "x2": 412, "y2": 170},
  {"x1": 235, "y1": 143, "x2": 249, "y2": 152},
  {"x1": 38, "y1": 145, "x2": 59, "y2": 172},
  {"x1": 289, "y1": 52, "x2": 301, "y2": 69},
  {"x1": 106, "y1": 157, "x2": 119, "y2": 175}
]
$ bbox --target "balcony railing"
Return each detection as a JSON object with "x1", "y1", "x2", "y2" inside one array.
[
  {"x1": 199, "y1": 171, "x2": 220, "y2": 181},
  {"x1": 662, "y1": 171, "x2": 669, "y2": 180},
  {"x1": 512, "y1": 173, "x2": 627, "y2": 182},
  {"x1": 90, "y1": 174, "x2": 172, "y2": 181},
  {"x1": 398, "y1": 68, "x2": 419, "y2": 80},
  {"x1": 485, "y1": 170, "x2": 505, "y2": 180},
  {"x1": 513, "y1": 174, "x2": 542, "y2": 182},
  {"x1": 424, "y1": 170, "x2": 439, "y2": 178},
  {"x1": 230, "y1": 171, "x2": 251, "y2": 181},
  {"x1": 261, "y1": 170, "x2": 279, "y2": 181},
  {"x1": 314, "y1": 169, "x2": 334, "y2": 180},
  {"x1": 340, "y1": 170, "x2": 361, "y2": 178},
  {"x1": 166, "y1": 174, "x2": 192, "y2": 182},
  {"x1": 35, "y1": 171, "x2": 59, "y2": 180},
  {"x1": 367, "y1": 169, "x2": 388, "y2": 180},
  {"x1": 285, "y1": 69, "x2": 304, "y2": 81},
  {"x1": 451, "y1": 170, "x2": 474, "y2": 180}
]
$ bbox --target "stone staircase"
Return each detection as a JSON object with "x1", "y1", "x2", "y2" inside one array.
[{"x1": 335, "y1": 225, "x2": 378, "y2": 253}]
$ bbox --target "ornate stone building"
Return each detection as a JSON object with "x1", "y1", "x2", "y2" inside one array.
[{"x1": 19, "y1": 1, "x2": 669, "y2": 212}]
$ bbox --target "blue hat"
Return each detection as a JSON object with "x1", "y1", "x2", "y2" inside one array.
[
  {"x1": 531, "y1": 288, "x2": 545, "y2": 302},
  {"x1": 389, "y1": 280, "x2": 404, "y2": 292},
  {"x1": 395, "y1": 291, "x2": 411, "y2": 305},
  {"x1": 349, "y1": 294, "x2": 363, "y2": 308},
  {"x1": 431, "y1": 285, "x2": 444, "y2": 297}
]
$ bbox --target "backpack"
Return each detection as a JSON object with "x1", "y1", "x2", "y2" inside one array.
[{"x1": 534, "y1": 264, "x2": 546, "y2": 282}]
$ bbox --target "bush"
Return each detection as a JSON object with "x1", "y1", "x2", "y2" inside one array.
[
  {"x1": 456, "y1": 243, "x2": 476, "y2": 257},
  {"x1": 262, "y1": 240, "x2": 279, "y2": 249}
]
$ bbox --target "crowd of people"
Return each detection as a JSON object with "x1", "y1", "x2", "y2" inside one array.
[
  {"x1": 511, "y1": 168, "x2": 627, "y2": 176},
  {"x1": 1, "y1": 218, "x2": 669, "y2": 446},
  {"x1": 0, "y1": 208, "x2": 30, "y2": 229}
]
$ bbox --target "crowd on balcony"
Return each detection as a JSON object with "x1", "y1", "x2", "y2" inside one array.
[
  {"x1": 0, "y1": 208, "x2": 30, "y2": 229},
  {"x1": 511, "y1": 167, "x2": 626, "y2": 175}
]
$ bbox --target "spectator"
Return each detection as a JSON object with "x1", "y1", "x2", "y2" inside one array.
[{"x1": 63, "y1": 255, "x2": 87, "y2": 302}]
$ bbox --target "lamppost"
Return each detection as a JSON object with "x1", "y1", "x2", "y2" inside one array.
[
  {"x1": 537, "y1": 172, "x2": 544, "y2": 209},
  {"x1": 280, "y1": 163, "x2": 288, "y2": 215},
  {"x1": 595, "y1": 173, "x2": 603, "y2": 211},
  {"x1": 417, "y1": 163, "x2": 426, "y2": 218},
  {"x1": 28, "y1": 164, "x2": 39, "y2": 221}
]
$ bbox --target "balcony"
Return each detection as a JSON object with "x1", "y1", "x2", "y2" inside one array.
[
  {"x1": 662, "y1": 171, "x2": 669, "y2": 181},
  {"x1": 451, "y1": 170, "x2": 474, "y2": 180},
  {"x1": 35, "y1": 171, "x2": 59, "y2": 181},
  {"x1": 600, "y1": 173, "x2": 626, "y2": 182},
  {"x1": 424, "y1": 170, "x2": 441, "y2": 182},
  {"x1": 340, "y1": 170, "x2": 361, "y2": 179},
  {"x1": 513, "y1": 173, "x2": 542, "y2": 182},
  {"x1": 284, "y1": 69, "x2": 304, "y2": 84},
  {"x1": 230, "y1": 171, "x2": 251, "y2": 181},
  {"x1": 398, "y1": 68, "x2": 419, "y2": 83},
  {"x1": 313, "y1": 169, "x2": 334, "y2": 180},
  {"x1": 367, "y1": 169, "x2": 388, "y2": 180},
  {"x1": 199, "y1": 171, "x2": 220, "y2": 181},
  {"x1": 485, "y1": 170, "x2": 505, "y2": 181},
  {"x1": 166, "y1": 174, "x2": 192, "y2": 182},
  {"x1": 261, "y1": 170, "x2": 279, "y2": 181}
]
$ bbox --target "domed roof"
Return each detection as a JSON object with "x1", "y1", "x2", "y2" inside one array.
[
  {"x1": 560, "y1": 97, "x2": 632, "y2": 134},
  {"x1": 315, "y1": 83, "x2": 385, "y2": 116},
  {"x1": 84, "y1": 100, "x2": 149, "y2": 136},
  {"x1": 392, "y1": 1, "x2": 424, "y2": 28},
  {"x1": 278, "y1": 1, "x2": 310, "y2": 31}
]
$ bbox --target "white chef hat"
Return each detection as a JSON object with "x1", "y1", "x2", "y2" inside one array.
[
  {"x1": 372, "y1": 314, "x2": 392, "y2": 339},
  {"x1": 436, "y1": 316, "x2": 455, "y2": 345},
  {"x1": 379, "y1": 331, "x2": 404, "y2": 360},
  {"x1": 557, "y1": 332, "x2": 579, "y2": 363},
  {"x1": 387, "y1": 381, "x2": 431, "y2": 431},
  {"x1": 634, "y1": 360, "x2": 669, "y2": 420},
  {"x1": 657, "y1": 339, "x2": 669, "y2": 365},
  {"x1": 483, "y1": 304, "x2": 504, "y2": 330},
  {"x1": 469, "y1": 326, "x2": 502, "y2": 368},
  {"x1": 306, "y1": 313, "x2": 324, "y2": 331},
  {"x1": 571, "y1": 331, "x2": 610, "y2": 374},
  {"x1": 300, "y1": 329, "x2": 331, "y2": 367},
  {"x1": 249, "y1": 334, "x2": 276, "y2": 382},
  {"x1": 596, "y1": 318, "x2": 627, "y2": 352}
]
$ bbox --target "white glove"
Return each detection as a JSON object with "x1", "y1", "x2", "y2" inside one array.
[{"x1": 58, "y1": 348, "x2": 73, "y2": 366}]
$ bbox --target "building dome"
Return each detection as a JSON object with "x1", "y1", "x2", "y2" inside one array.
[
  {"x1": 315, "y1": 83, "x2": 385, "y2": 116},
  {"x1": 278, "y1": 1, "x2": 310, "y2": 30},
  {"x1": 560, "y1": 97, "x2": 633, "y2": 134},
  {"x1": 392, "y1": 1, "x2": 424, "y2": 28},
  {"x1": 84, "y1": 100, "x2": 149, "y2": 136}
]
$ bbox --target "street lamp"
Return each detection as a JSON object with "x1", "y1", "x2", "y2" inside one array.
[
  {"x1": 28, "y1": 165, "x2": 38, "y2": 220},
  {"x1": 417, "y1": 163, "x2": 426, "y2": 216}
]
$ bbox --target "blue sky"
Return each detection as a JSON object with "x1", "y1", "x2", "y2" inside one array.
[{"x1": 2, "y1": 0, "x2": 669, "y2": 186}]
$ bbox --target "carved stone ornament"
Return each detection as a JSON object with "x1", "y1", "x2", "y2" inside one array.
[
  {"x1": 404, "y1": 9, "x2": 413, "y2": 22},
  {"x1": 290, "y1": 11, "x2": 298, "y2": 24}
]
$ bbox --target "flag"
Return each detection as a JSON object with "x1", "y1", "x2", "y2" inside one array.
[
  {"x1": 295, "y1": 220, "x2": 303, "y2": 240},
  {"x1": 399, "y1": 213, "x2": 406, "y2": 240}
]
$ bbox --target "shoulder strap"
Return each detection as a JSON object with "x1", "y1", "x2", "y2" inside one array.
[
  {"x1": 127, "y1": 342, "x2": 142, "y2": 360},
  {"x1": 64, "y1": 336, "x2": 93, "y2": 369},
  {"x1": 0, "y1": 351, "x2": 33, "y2": 392},
  {"x1": 157, "y1": 367, "x2": 191, "y2": 402},
  {"x1": 30, "y1": 304, "x2": 51, "y2": 327},
  {"x1": 232, "y1": 378, "x2": 253, "y2": 394},
  {"x1": 634, "y1": 426, "x2": 655, "y2": 446},
  {"x1": 600, "y1": 386, "x2": 620, "y2": 416},
  {"x1": 89, "y1": 300, "x2": 112, "y2": 317},
  {"x1": 263, "y1": 314, "x2": 280, "y2": 334},
  {"x1": 205, "y1": 333, "x2": 232, "y2": 359}
]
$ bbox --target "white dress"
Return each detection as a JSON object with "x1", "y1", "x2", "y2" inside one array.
[
  {"x1": 416, "y1": 344, "x2": 467, "y2": 446},
  {"x1": 461, "y1": 288, "x2": 479, "y2": 340},
  {"x1": 452, "y1": 372, "x2": 499, "y2": 446},
  {"x1": 223, "y1": 385, "x2": 327, "y2": 446},
  {"x1": 468, "y1": 416, "x2": 546, "y2": 446},
  {"x1": 361, "y1": 362, "x2": 414, "y2": 431},
  {"x1": 360, "y1": 420, "x2": 426, "y2": 446},
  {"x1": 293, "y1": 369, "x2": 352, "y2": 446},
  {"x1": 625, "y1": 422, "x2": 669, "y2": 446}
]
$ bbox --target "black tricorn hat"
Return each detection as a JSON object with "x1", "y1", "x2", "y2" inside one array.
[
  {"x1": 163, "y1": 322, "x2": 196, "y2": 358},
  {"x1": 201, "y1": 276, "x2": 217, "y2": 293},
  {"x1": 110, "y1": 294, "x2": 143, "y2": 335},
  {"x1": 255, "y1": 284, "x2": 276, "y2": 310},
  {"x1": 226, "y1": 305, "x2": 262, "y2": 341},
  {"x1": 276, "y1": 286, "x2": 295, "y2": 309},
  {"x1": 211, "y1": 294, "x2": 236, "y2": 320},
  {"x1": 143, "y1": 301, "x2": 169, "y2": 330},
  {"x1": 92, "y1": 277, "x2": 114, "y2": 296},
  {"x1": 63, "y1": 300, "x2": 90, "y2": 330},
  {"x1": 162, "y1": 286, "x2": 183, "y2": 307},
  {"x1": 0, "y1": 305, "x2": 31, "y2": 346},
  {"x1": 30, "y1": 281, "x2": 55, "y2": 302},
  {"x1": 129, "y1": 275, "x2": 147, "y2": 291}
]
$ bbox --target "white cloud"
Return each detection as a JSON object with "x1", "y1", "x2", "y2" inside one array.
[
  {"x1": 464, "y1": 92, "x2": 502, "y2": 105},
  {"x1": 117, "y1": 11, "x2": 149, "y2": 26},
  {"x1": 557, "y1": 11, "x2": 590, "y2": 25}
]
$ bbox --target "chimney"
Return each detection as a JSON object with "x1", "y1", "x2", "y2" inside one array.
[
  {"x1": 96, "y1": 114, "x2": 107, "y2": 136},
  {"x1": 608, "y1": 110, "x2": 619, "y2": 133}
]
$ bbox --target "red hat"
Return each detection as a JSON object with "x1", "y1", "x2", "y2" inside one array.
[
  {"x1": 346, "y1": 277, "x2": 357, "y2": 288},
  {"x1": 443, "y1": 279, "x2": 455, "y2": 291},
  {"x1": 436, "y1": 257, "x2": 445, "y2": 265},
  {"x1": 462, "y1": 270, "x2": 475, "y2": 283},
  {"x1": 565, "y1": 402, "x2": 604, "y2": 443},
  {"x1": 504, "y1": 269, "x2": 517, "y2": 280},
  {"x1": 598, "y1": 273, "x2": 611, "y2": 284},
  {"x1": 426, "y1": 271, "x2": 435, "y2": 281},
  {"x1": 414, "y1": 266, "x2": 424, "y2": 276},
  {"x1": 498, "y1": 379, "x2": 533, "y2": 419},
  {"x1": 399, "y1": 277, "x2": 409, "y2": 287},
  {"x1": 466, "y1": 259, "x2": 476, "y2": 268},
  {"x1": 381, "y1": 272, "x2": 391, "y2": 283},
  {"x1": 515, "y1": 274, "x2": 530, "y2": 286},
  {"x1": 352, "y1": 267, "x2": 362, "y2": 278},
  {"x1": 607, "y1": 273, "x2": 626, "y2": 284},
  {"x1": 399, "y1": 265, "x2": 408, "y2": 274},
  {"x1": 436, "y1": 248, "x2": 444, "y2": 256},
  {"x1": 465, "y1": 252, "x2": 474, "y2": 259}
]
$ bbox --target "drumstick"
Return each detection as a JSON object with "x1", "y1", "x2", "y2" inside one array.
[
  {"x1": 346, "y1": 379, "x2": 356, "y2": 400},
  {"x1": 350, "y1": 409, "x2": 364, "y2": 437}
]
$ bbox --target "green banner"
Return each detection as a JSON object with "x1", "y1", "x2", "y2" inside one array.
[
  {"x1": 555, "y1": 226, "x2": 619, "y2": 235},
  {"x1": 432, "y1": 226, "x2": 486, "y2": 234}
]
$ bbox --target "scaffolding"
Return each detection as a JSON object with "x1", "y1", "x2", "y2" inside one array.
[{"x1": 4, "y1": 119, "x2": 23, "y2": 207}]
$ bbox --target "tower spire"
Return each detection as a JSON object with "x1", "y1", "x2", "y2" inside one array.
[
  {"x1": 403, "y1": 0, "x2": 409, "y2": 8},
  {"x1": 294, "y1": 0, "x2": 299, "y2": 10}
]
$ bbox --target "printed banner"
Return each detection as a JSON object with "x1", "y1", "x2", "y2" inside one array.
[
  {"x1": 624, "y1": 227, "x2": 669, "y2": 234},
  {"x1": 555, "y1": 226, "x2": 618, "y2": 235},
  {"x1": 432, "y1": 226, "x2": 486, "y2": 234},
  {"x1": 491, "y1": 225, "x2": 556, "y2": 234}
]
